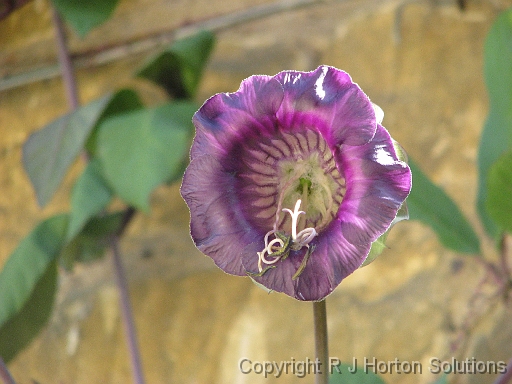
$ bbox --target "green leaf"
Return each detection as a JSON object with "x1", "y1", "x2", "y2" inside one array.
[
  {"x1": 361, "y1": 202, "x2": 409, "y2": 267},
  {"x1": 96, "y1": 101, "x2": 197, "y2": 211},
  {"x1": 486, "y1": 149, "x2": 512, "y2": 233},
  {"x1": 51, "y1": 0, "x2": 119, "y2": 37},
  {"x1": 137, "y1": 30, "x2": 215, "y2": 99},
  {"x1": 86, "y1": 89, "x2": 144, "y2": 156},
  {"x1": 477, "y1": 7, "x2": 512, "y2": 237},
  {"x1": 431, "y1": 374, "x2": 449, "y2": 384},
  {"x1": 0, "y1": 214, "x2": 68, "y2": 361},
  {"x1": 0, "y1": 261, "x2": 58, "y2": 363},
  {"x1": 22, "y1": 94, "x2": 112, "y2": 207},
  {"x1": 60, "y1": 212, "x2": 125, "y2": 270},
  {"x1": 407, "y1": 159, "x2": 480, "y2": 254},
  {"x1": 329, "y1": 362, "x2": 386, "y2": 384},
  {"x1": 67, "y1": 159, "x2": 113, "y2": 241}
]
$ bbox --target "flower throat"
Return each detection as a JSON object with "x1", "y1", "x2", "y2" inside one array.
[{"x1": 239, "y1": 128, "x2": 346, "y2": 277}]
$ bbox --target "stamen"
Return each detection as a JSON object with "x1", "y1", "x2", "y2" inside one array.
[
  {"x1": 294, "y1": 227, "x2": 318, "y2": 249},
  {"x1": 260, "y1": 250, "x2": 283, "y2": 265},
  {"x1": 266, "y1": 238, "x2": 285, "y2": 255},
  {"x1": 251, "y1": 199, "x2": 318, "y2": 277}
]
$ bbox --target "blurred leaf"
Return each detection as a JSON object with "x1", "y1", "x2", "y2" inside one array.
[
  {"x1": 86, "y1": 89, "x2": 144, "y2": 156},
  {"x1": 137, "y1": 30, "x2": 215, "y2": 98},
  {"x1": 60, "y1": 212, "x2": 125, "y2": 270},
  {"x1": 477, "y1": 7, "x2": 512, "y2": 237},
  {"x1": 22, "y1": 95, "x2": 111, "y2": 207},
  {"x1": 362, "y1": 231, "x2": 389, "y2": 267},
  {"x1": 0, "y1": 214, "x2": 68, "y2": 361},
  {"x1": 361, "y1": 202, "x2": 408, "y2": 267},
  {"x1": 486, "y1": 149, "x2": 512, "y2": 233},
  {"x1": 0, "y1": 261, "x2": 58, "y2": 363},
  {"x1": 430, "y1": 374, "x2": 449, "y2": 384},
  {"x1": 330, "y1": 362, "x2": 386, "y2": 384},
  {"x1": 407, "y1": 159, "x2": 480, "y2": 254},
  {"x1": 96, "y1": 101, "x2": 197, "y2": 211},
  {"x1": 51, "y1": 0, "x2": 119, "y2": 37},
  {"x1": 67, "y1": 159, "x2": 113, "y2": 241}
]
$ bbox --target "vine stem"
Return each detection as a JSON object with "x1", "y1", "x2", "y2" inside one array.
[
  {"x1": 51, "y1": 7, "x2": 79, "y2": 110},
  {"x1": 110, "y1": 236, "x2": 145, "y2": 384},
  {"x1": 0, "y1": 357, "x2": 16, "y2": 384},
  {"x1": 51, "y1": 8, "x2": 145, "y2": 384},
  {"x1": 313, "y1": 300, "x2": 329, "y2": 384}
]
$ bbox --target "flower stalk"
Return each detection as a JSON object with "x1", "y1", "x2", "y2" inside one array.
[{"x1": 313, "y1": 300, "x2": 329, "y2": 384}]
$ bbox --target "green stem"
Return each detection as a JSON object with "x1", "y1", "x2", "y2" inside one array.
[{"x1": 313, "y1": 300, "x2": 329, "y2": 384}]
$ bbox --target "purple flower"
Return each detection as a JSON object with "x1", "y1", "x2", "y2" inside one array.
[{"x1": 181, "y1": 65, "x2": 411, "y2": 301}]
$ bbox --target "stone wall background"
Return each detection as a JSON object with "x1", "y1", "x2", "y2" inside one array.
[{"x1": 1, "y1": 0, "x2": 512, "y2": 383}]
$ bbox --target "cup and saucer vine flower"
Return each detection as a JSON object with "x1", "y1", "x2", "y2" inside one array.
[{"x1": 181, "y1": 65, "x2": 411, "y2": 301}]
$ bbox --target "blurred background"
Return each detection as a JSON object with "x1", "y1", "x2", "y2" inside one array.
[{"x1": 1, "y1": 0, "x2": 512, "y2": 383}]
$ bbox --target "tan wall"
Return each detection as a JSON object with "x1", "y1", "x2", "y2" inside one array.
[{"x1": 1, "y1": 0, "x2": 512, "y2": 383}]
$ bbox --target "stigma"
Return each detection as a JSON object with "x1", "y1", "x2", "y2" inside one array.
[{"x1": 250, "y1": 199, "x2": 318, "y2": 276}]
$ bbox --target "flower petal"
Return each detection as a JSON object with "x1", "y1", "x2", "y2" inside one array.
[
  {"x1": 293, "y1": 225, "x2": 371, "y2": 300},
  {"x1": 241, "y1": 242, "x2": 298, "y2": 295},
  {"x1": 191, "y1": 76, "x2": 284, "y2": 161},
  {"x1": 275, "y1": 66, "x2": 377, "y2": 146},
  {"x1": 181, "y1": 154, "x2": 259, "y2": 275},
  {"x1": 338, "y1": 124, "x2": 412, "y2": 245},
  {"x1": 241, "y1": 223, "x2": 371, "y2": 301}
]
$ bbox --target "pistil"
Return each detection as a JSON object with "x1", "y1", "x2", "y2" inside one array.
[{"x1": 251, "y1": 199, "x2": 318, "y2": 276}]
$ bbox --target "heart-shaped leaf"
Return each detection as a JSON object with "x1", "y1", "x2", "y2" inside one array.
[
  {"x1": 486, "y1": 148, "x2": 512, "y2": 233},
  {"x1": 0, "y1": 214, "x2": 68, "y2": 361},
  {"x1": 51, "y1": 0, "x2": 119, "y2": 37},
  {"x1": 67, "y1": 159, "x2": 113, "y2": 241},
  {"x1": 137, "y1": 30, "x2": 215, "y2": 98},
  {"x1": 96, "y1": 101, "x2": 197, "y2": 211},
  {"x1": 329, "y1": 361, "x2": 386, "y2": 384},
  {"x1": 22, "y1": 94, "x2": 111, "y2": 207},
  {"x1": 407, "y1": 159, "x2": 480, "y2": 254},
  {"x1": 60, "y1": 211, "x2": 125, "y2": 270},
  {"x1": 477, "y1": 8, "x2": 512, "y2": 238}
]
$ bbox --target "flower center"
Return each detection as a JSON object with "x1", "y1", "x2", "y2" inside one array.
[
  {"x1": 238, "y1": 128, "x2": 345, "y2": 233},
  {"x1": 237, "y1": 128, "x2": 346, "y2": 277}
]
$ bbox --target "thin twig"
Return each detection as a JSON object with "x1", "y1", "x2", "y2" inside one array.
[
  {"x1": 0, "y1": 356, "x2": 16, "y2": 384},
  {"x1": 500, "y1": 234, "x2": 511, "y2": 283},
  {"x1": 110, "y1": 236, "x2": 146, "y2": 384},
  {"x1": 493, "y1": 358, "x2": 512, "y2": 384},
  {"x1": 313, "y1": 300, "x2": 329, "y2": 384},
  {"x1": 51, "y1": 8, "x2": 79, "y2": 110},
  {"x1": 0, "y1": 0, "x2": 386, "y2": 92}
]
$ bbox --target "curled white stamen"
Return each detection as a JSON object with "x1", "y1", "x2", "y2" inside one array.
[
  {"x1": 255, "y1": 199, "x2": 318, "y2": 274},
  {"x1": 294, "y1": 227, "x2": 318, "y2": 248},
  {"x1": 260, "y1": 250, "x2": 282, "y2": 265},
  {"x1": 266, "y1": 238, "x2": 284, "y2": 255},
  {"x1": 264, "y1": 229, "x2": 277, "y2": 247}
]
